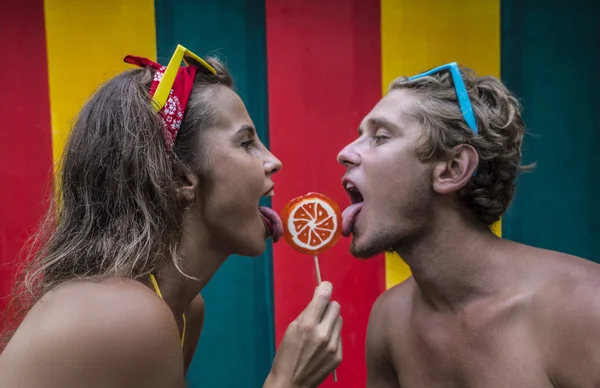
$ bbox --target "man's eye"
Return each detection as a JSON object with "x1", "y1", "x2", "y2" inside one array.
[{"x1": 371, "y1": 135, "x2": 388, "y2": 145}]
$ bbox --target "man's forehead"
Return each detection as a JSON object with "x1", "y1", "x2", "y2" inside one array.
[{"x1": 361, "y1": 89, "x2": 416, "y2": 127}]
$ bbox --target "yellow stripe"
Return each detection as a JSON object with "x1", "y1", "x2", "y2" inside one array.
[
  {"x1": 44, "y1": 0, "x2": 157, "y2": 171},
  {"x1": 381, "y1": 0, "x2": 501, "y2": 289}
]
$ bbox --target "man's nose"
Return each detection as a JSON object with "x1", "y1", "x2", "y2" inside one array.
[{"x1": 337, "y1": 142, "x2": 360, "y2": 168}]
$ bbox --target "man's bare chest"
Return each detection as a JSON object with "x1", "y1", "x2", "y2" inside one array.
[
  {"x1": 394, "y1": 342, "x2": 553, "y2": 388},
  {"x1": 392, "y1": 308, "x2": 553, "y2": 387}
]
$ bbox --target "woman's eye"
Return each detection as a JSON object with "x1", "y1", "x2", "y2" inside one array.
[{"x1": 242, "y1": 139, "x2": 255, "y2": 150}]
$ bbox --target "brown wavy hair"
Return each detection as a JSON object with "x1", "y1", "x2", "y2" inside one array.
[
  {"x1": 389, "y1": 65, "x2": 534, "y2": 226},
  {"x1": 2, "y1": 56, "x2": 233, "y2": 346}
]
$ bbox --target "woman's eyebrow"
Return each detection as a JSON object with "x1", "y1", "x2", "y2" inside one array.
[{"x1": 235, "y1": 125, "x2": 256, "y2": 136}]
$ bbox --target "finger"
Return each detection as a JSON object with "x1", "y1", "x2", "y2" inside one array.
[
  {"x1": 318, "y1": 301, "x2": 341, "y2": 337},
  {"x1": 323, "y1": 315, "x2": 343, "y2": 362},
  {"x1": 328, "y1": 315, "x2": 343, "y2": 349},
  {"x1": 334, "y1": 336, "x2": 343, "y2": 366},
  {"x1": 302, "y1": 281, "x2": 332, "y2": 324}
]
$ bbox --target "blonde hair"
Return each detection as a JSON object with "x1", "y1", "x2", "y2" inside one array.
[
  {"x1": 2, "y1": 56, "x2": 233, "y2": 346},
  {"x1": 389, "y1": 65, "x2": 534, "y2": 225}
]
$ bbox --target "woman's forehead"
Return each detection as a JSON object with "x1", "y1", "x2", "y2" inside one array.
[{"x1": 207, "y1": 87, "x2": 253, "y2": 130}]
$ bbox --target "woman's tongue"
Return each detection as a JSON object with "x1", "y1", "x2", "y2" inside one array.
[
  {"x1": 258, "y1": 206, "x2": 283, "y2": 242},
  {"x1": 342, "y1": 203, "x2": 363, "y2": 237}
]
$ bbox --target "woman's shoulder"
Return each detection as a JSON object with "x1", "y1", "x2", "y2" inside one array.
[
  {"x1": 39, "y1": 277, "x2": 166, "y2": 312},
  {"x1": 25, "y1": 277, "x2": 174, "y2": 332},
  {"x1": 11, "y1": 277, "x2": 180, "y2": 348},
  {"x1": 0, "y1": 278, "x2": 184, "y2": 387}
]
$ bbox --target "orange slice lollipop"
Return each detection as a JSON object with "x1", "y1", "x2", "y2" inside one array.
[{"x1": 280, "y1": 192, "x2": 342, "y2": 256}]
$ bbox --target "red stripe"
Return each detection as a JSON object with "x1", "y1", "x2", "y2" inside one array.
[
  {"x1": 0, "y1": 0, "x2": 53, "y2": 312},
  {"x1": 266, "y1": 1, "x2": 384, "y2": 386}
]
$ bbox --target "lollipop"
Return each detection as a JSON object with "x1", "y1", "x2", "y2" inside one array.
[
  {"x1": 280, "y1": 192, "x2": 342, "y2": 280},
  {"x1": 280, "y1": 192, "x2": 342, "y2": 382}
]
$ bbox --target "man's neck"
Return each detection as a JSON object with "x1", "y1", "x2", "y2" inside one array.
[{"x1": 395, "y1": 213, "x2": 508, "y2": 312}]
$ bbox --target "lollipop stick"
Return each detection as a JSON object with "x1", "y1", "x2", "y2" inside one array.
[
  {"x1": 313, "y1": 255, "x2": 322, "y2": 284},
  {"x1": 313, "y1": 255, "x2": 338, "y2": 383}
]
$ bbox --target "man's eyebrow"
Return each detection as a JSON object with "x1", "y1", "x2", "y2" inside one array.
[
  {"x1": 358, "y1": 117, "x2": 399, "y2": 136},
  {"x1": 367, "y1": 117, "x2": 399, "y2": 130}
]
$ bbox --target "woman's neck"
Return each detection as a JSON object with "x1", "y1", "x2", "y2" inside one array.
[{"x1": 149, "y1": 214, "x2": 229, "y2": 317}]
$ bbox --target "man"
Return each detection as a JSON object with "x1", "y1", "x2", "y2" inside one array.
[{"x1": 338, "y1": 62, "x2": 600, "y2": 387}]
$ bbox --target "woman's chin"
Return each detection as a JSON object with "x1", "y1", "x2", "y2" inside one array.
[
  {"x1": 236, "y1": 236, "x2": 267, "y2": 258},
  {"x1": 230, "y1": 218, "x2": 271, "y2": 257}
]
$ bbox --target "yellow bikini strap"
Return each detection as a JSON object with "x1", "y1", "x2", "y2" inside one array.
[
  {"x1": 148, "y1": 273, "x2": 186, "y2": 348},
  {"x1": 148, "y1": 273, "x2": 163, "y2": 298}
]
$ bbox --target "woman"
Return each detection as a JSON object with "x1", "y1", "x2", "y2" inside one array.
[{"x1": 0, "y1": 45, "x2": 342, "y2": 387}]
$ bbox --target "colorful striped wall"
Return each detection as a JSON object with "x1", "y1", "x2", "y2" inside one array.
[
  {"x1": 381, "y1": 0, "x2": 502, "y2": 287},
  {"x1": 266, "y1": 3, "x2": 384, "y2": 386},
  {"x1": 1, "y1": 1, "x2": 598, "y2": 387},
  {"x1": 500, "y1": 0, "x2": 600, "y2": 261},
  {"x1": 1, "y1": 0, "x2": 53, "y2": 315}
]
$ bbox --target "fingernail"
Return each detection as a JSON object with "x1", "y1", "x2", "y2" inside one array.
[{"x1": 318, "y1": 281, "x2": 332, "y2": 295}]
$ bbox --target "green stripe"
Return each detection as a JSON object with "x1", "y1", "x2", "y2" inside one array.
[
  {"x1": 501, "y1": 0, "x2": 600, "y2": 262},
  {"x1": 154, "y1": 1, "x2": 274, "y2": 386}
]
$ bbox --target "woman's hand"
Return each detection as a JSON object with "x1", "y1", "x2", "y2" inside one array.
[{"x1": 265, "y1": 281, "x2": 342, "y2": 388}]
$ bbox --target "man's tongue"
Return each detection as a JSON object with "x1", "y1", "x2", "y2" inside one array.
[
  {"x1": 342, "y1": 203, "x2": 363, "y2": 237},
  {"x1": 258, "y1": 206, "x2": 283, "y2": 242}
]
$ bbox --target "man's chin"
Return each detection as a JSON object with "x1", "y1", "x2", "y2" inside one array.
[
  {"x1": 348, "y1": 227, "x2": 400, "y2": 259},
  {"x1": 349, "y1": 237, "x2": 385, "y2": 259}
]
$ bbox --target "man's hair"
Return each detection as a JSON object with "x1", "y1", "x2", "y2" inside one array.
[
  {"x1": 2, "y1": 56, "x2": 233, "y2": 344},
  {"x1": 389, "y1": 65, "x2": 533, "y2": 226}
]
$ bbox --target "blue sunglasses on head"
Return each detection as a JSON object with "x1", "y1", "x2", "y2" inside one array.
[{"x1": 409, "y1": 62, "x2": 478, "y2": 135}]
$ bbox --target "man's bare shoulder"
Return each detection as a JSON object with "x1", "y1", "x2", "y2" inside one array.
[
  {"x1": 543, "y1": 250, "x2": 600, "y2": 314},
  {"x1": 527, "y1": 246, "x2": 600, "y2": 309},
  {"x1": 371, "y1": 276, "x2": 415, "y2": 324},
  {"x1": 0, "y1": 278, "x2": 184, "y2": 388},
  {"x1": 514, "y1": 244, "x2": 600, "y2": 321},
  {"x1": 366, "y1": 278, "x2": 415, "y2": 388},
  {"x1": 522, "y1": 246, "x2": 600, "y2": 385},
  {"x1": 367, "y1": 276, "x2": 416, "y2": 350}
]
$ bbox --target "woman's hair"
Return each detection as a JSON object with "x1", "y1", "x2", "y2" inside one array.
[
  {"x1": 2, "y1": 56, "x2": 233, "y2": 344},
  {"x1": 389, "y1": 66, "x2": 534, "y2": 226}
]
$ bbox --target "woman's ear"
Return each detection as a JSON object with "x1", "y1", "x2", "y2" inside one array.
[{"x1": 176, "y1": 170, "x2": 200, "y2": 203}]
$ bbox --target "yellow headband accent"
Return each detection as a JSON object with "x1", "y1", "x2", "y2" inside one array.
[{"x1": 152, "y1": 44, "x2": 217, "y2": 112}]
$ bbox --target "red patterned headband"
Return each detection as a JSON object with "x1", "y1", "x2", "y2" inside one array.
[{"x1": 123, "y1": 45, "x2": 216, "y2": 153}]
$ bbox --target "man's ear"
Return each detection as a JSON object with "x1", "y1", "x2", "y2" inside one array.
[
  {"x1": 176, "y1": 170, "x2": 200, "y2": 203},
  {"x1": 432, "y1": 144, "x2": 478, "y2": 195}
]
